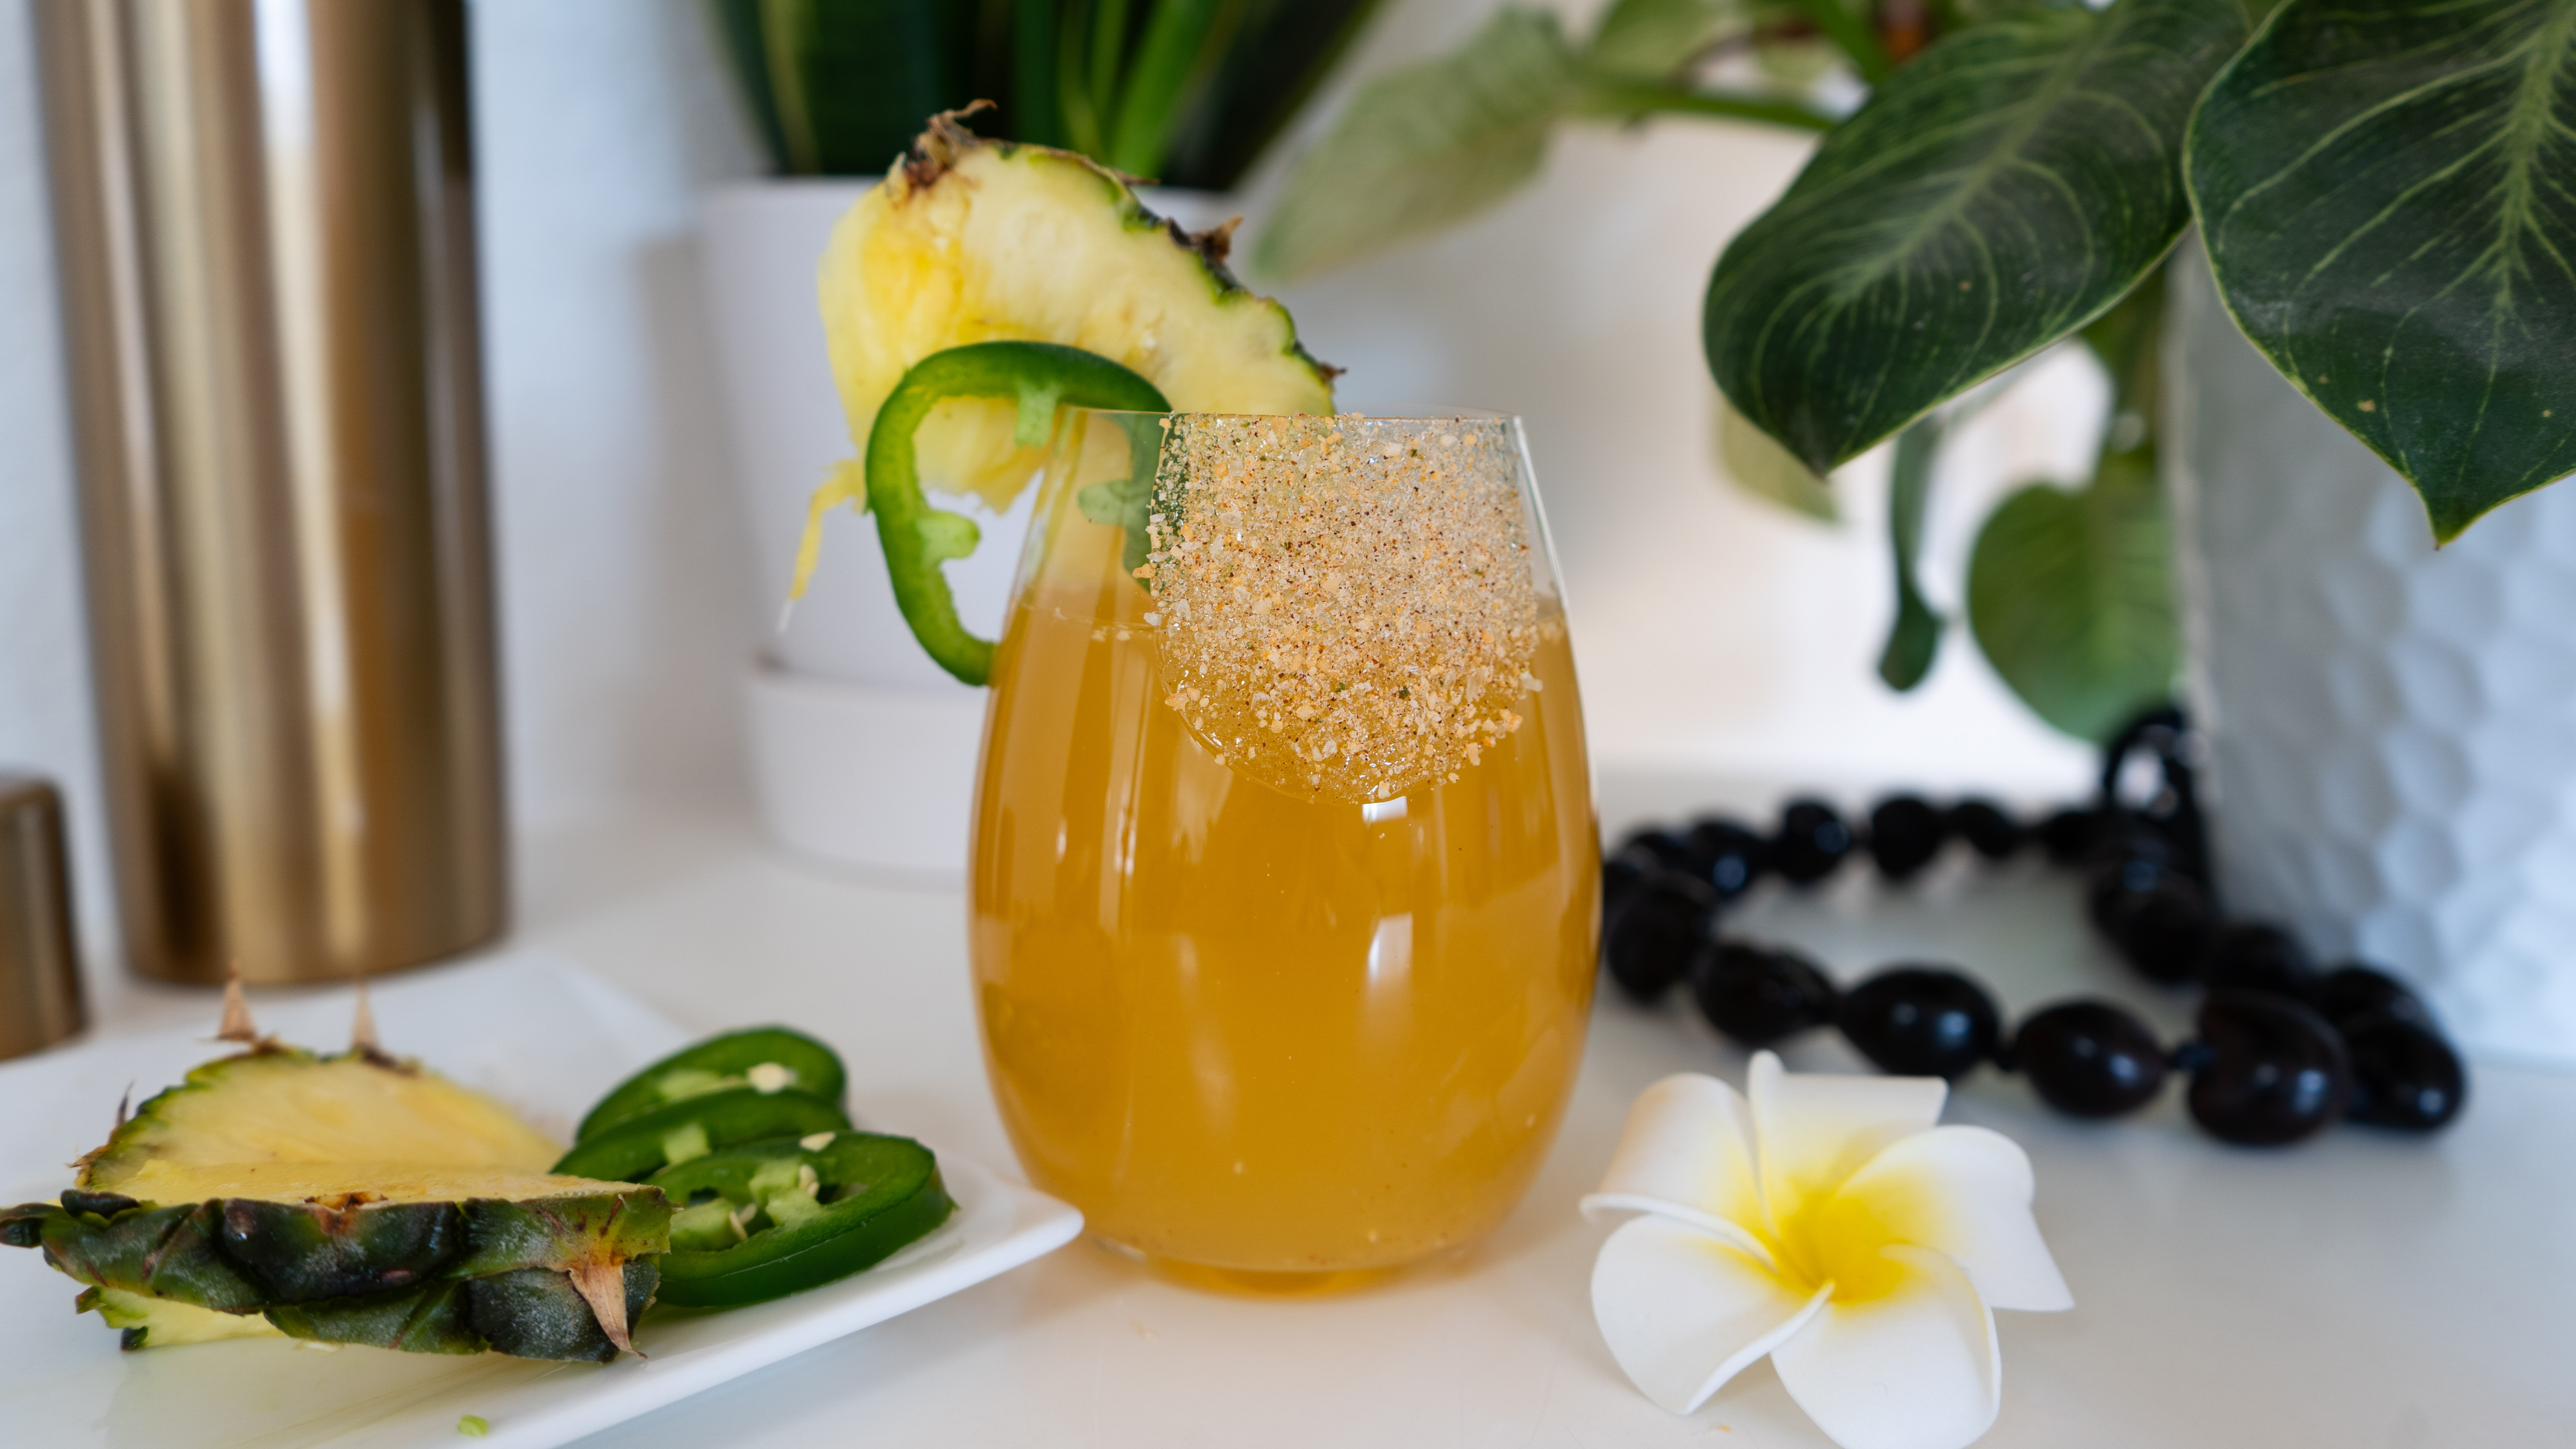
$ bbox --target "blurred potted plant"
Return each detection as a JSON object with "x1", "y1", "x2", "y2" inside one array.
[
  {"x1": 697, "y1": 0, "x2": 1379, "y2": 876},
  {"x1": 1269, "y1": 0, "x2": 2576, "y2": 1059}
]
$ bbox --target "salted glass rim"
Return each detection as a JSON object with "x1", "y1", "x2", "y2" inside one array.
[
  {"x1": 1060, "y1": 405, "x2": 1519, "y2": 424},
  {"x1": 1033, "y1": 401, "x2": 1567, "y2": 607}
]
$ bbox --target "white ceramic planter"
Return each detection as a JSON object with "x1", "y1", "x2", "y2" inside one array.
[
  {"x1": 2167, "y1": 247, "x2": 2576, "y2": 1066},
  {"x1": 696, "y1": 178, "x2": 1235, "y2": 876}
]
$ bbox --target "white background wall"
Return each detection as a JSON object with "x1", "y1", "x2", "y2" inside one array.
[{"x1": 0, "y1": 0, "x2": 2093, "y2": 973}]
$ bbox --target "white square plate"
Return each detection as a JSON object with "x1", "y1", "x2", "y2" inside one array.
[{"x1": 0, "y1": 951, "x2": 1082, "y2": 1449}]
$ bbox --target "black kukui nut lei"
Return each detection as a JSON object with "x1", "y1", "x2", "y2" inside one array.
[{"x1": 1601, "y1": 706, "x2": 2469, "y2": 1147}]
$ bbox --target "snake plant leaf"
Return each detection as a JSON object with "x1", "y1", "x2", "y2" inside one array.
[
  {"x1": 2187, "y1": 0, "x2": 2576, "y2": 543},
  {"x1": 1704, "y1": 0, "x2": 2248, "y2": 475},
  {"x1": 1966, "y1": 452, "x2": 2178, "y2": 742},
  {"x1": 1251, "y1": 9, "x2": 1577, "y2": 280}
]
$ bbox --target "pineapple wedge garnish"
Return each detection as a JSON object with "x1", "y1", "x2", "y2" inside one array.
[
  {"x1": 2, "y1": 995, "x2": 667, "y2": 1361},
  {"x1": 816, "y1": 107, "x2": 1336, "y2": 515}
]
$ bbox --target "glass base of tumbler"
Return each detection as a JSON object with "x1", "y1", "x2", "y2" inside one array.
[{"x1": 1087, "y1": 1233, "x2": 1461, "y2": 1297}]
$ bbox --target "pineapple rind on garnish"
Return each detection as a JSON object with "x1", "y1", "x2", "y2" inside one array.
[
  {"x1": 0, "y1": 1037, "x2": 670, "y2": 1362},
  {"x1": 818, "y1": 109, "x2": 1337, "y2": 514}
]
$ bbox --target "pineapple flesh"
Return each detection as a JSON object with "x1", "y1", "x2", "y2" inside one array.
[
  {"x1": 3, "y1": 1041, "x2": 668, "y2": 1361},
  {"x1": 817, "y1": 110, "x2": 1337, "y2": 515}
]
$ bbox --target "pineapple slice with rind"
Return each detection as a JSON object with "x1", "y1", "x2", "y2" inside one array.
[
  {"x1": 1, "y1": 1044, "x2": 668, "y2": 1361},
  {"x1": 814, "y1": 109, "x2": 1336, "y2": 515}
]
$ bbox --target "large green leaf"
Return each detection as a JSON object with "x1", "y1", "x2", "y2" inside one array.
[
  {"x1": 1715, "y1": 388, "x2": 1840, "y2": 521},
  {"x1": 2188, "y1": 0, "x2": 2576, "y2": 541},
  {"x1": 1966, "y1": 449, "x2": 2177, "y2": 742},
  {"x1": 1250, "y1": 9, "x2": 1577, "y2": 280},
  {"x1": 1703, "y1": 0, "x2": 2246, "y2": 474}
]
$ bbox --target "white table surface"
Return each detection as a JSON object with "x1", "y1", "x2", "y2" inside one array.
[{"x1": 82, "y1": 807, "x2": 2576, "y2": 1448}]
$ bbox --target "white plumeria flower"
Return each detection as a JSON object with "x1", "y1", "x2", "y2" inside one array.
[{"x1": 1583, "y1": 1052, "x2": 2071, "y2": 1449}]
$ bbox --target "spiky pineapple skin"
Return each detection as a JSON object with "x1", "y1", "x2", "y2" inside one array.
[
  {"x1": 820, "y1": 115, "x2": 1336, "y2": 512},
  {"x1": 3, "y1": 1187, "x2": 668, "y2": 1361}
]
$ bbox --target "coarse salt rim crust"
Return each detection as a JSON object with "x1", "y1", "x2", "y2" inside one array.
[{"x1": 1140, "y1": 412, "x2": 1549, "y2": 803}]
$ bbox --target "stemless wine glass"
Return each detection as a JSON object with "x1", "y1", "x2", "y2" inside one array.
[{"x1": 969, "y1": 407, "x2": 1597, "y2": 1287}]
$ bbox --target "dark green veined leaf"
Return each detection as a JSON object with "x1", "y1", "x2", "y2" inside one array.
[
  {"x1": 1704, "y1": 0, "x2": 2247, "y2": 474},
  {"x1": 1251, "y1": 9, "x2": 1577, "y2": 280},
  {"x1": 2187, "y1": 0, "x2": 2576, "y2": 542},
  {"x1": 1966, "y1": 451, "x2": 2177, "y2": 742},
  {"x1": 1716, "y1": 388, "x2": 1840, "y2": 520},
  {"x1": 1878, "y1": 416, "x2": 1947, "y2": 689}
]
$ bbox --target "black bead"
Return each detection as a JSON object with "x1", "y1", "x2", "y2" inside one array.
[
  {"x1": 2199, "y1": 922, "x2": 2316, "y2": 996},
  {"x1": 1772, "y1": 799, "x2": 1854, "y2": 885},
  {"x1": 1603, "y1": 873, "x2": 1716, "y2": 1004},
  {"x1": 1867, "y1": 796, "x2": 1948, "y2": 881},
  {"x1": 1946, "y1": 799, "x2": 2025, "y2": 860},
  {"x1": 1693, "y1": 940, "x2": 1839, "y2": 1046},
  {"x1": 1838, "y1": 966, "x2": 2001, "y2": 1080},
  {"x1": 1602, "y1": 845, "x2": 1656, "y2": 919},
  {"x1": 1617, "y1": 828, "x2": 1692, "y2": 870},
  {"x1": 2085, "y1": 811, "x2": 2178, "y2": 875},
  {"x1": 2097, "y1": 705, "x2": 2212, "y2": 884},
  {"x1": 2084, "y1": 849, "x2": 2175, "y2": 934},
  {"x1": 2098, "y1": 868, "x2": 2215, "y2": 985},
  {"x1": 2186, "y1": 990, "x2": 2352, "y2": 1146},
  {"x1": 1682, "y1": 818, "x2": 1769, "y2": 900},
  {"x1": 2341, "y1": 1011, "x2": 2466, "y2": 1131},
  {"x1": 2012, "y1": 1000, "x2": 2169, "y2": 1118},
  {"x1": 2036, "y1": 807, "x2": 2099, "y2": 866},
  {"x1": 2309, "y1": 963, "x2": 2436, "y2": 1032}
]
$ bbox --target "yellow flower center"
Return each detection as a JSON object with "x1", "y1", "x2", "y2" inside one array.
[{"x1": 1761, "y1": 1182, "x2": 1914, "y2": 1304}]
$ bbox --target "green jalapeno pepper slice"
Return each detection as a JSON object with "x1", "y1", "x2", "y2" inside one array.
[
  {"x1": 649, "y1": 1131, "x2": 953, "y2": 1307},
  {"x1": 575, "y1": 1027, "x2": 847, "y2": 1142},
  {"x1": 792, "y1": 340, "x2": 1170, "y2": 686},
  {"x1": 550, "y1": 1086, "x2": 849, "y2": 1182}
]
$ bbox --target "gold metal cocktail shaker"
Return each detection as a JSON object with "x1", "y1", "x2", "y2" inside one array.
[{"x1": 35, "y1": 0, "x2": 505, "y2": 985}]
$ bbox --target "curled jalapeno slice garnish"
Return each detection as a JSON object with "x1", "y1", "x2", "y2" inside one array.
[
  {"x1": 649, "y1": 1131, "x2": 953, "y2": 1307},
  {"x1": 550, "y1": 1086, "x2": 849, "y2": 1182},
  {"x1": 790, "y1": 340, "x2": 1170, "y2": 685},
  {"x1": 575, "y1": 1027, "x2": 847, "y2": 1142}
]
